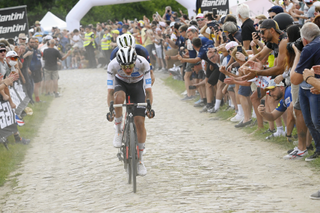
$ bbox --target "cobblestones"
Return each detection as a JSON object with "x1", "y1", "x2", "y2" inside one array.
[{"x1": 1, "y1": 69, "x2": 320, "y2": 212}]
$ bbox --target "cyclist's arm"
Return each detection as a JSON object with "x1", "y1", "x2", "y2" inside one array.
[{"x1": 107, "y1": 60, "x2": 116, "y2": 106}]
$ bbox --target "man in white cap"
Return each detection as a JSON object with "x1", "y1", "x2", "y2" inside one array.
[{"x1": 196, "y1": 13, "x2": 206, "y2": 28}]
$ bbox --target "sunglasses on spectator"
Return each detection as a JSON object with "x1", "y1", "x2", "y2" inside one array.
[
  {"x1": 268, "y1": 16, "x2": 275, "y2": 19},
  {"x1": 9, "y1": 57, "x2": 18, "y2": 61},
  {"x1": 0, "y1": 49, "x2": 6, "y2": 53},
  {"x1": 121, "y1": 64, "x2": 135, "y2": 69},
  {"x1": 259, "y1": 29, "x2": 268, "y2": 35},
  {"x1": 197, "y1": 18, "x2": 205, "y2": 21},
  {"x1": 254, "y1": 23, "x2": 259, "y2": 28}
]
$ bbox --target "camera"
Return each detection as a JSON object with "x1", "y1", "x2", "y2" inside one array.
[
  {"x1": 213, "y1": 25, "x2": 220, "y2": 32},
  {"x1": 237, "y1": 46, "x2": 242, "y2": 53},
  {"x1": 253, "y1": 32, "x2": 260, "y2": 40},
  {"x1": 167, "y1": 10, "x2": 170, "y2": 13},
  {"x1": 287, "y1": 38, "x2": 304, "y2": 52},
  {"x1": 230, "y1": 67, "x2": 238, "y2": 75}
]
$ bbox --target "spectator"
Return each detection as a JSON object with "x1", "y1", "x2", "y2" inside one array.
[
  {"x1": 83, "y1": 26, "x2": 96, "y2": 68},
  {"x1": 268, "y1": 6, "x2": 284, "y2": 19},
  {"x1": 43, "y1": 39, "x2": 72, "y2": 97},
  {"x1": 237, "y1": 3, "x2": 256, "y2": 50},
  {"x1": 33, "y1": 27, "x2": 43, "y2": 43},
  {"x1": 17, "y1": 33, "x2": 27, "y2": 45},
  {"x1": 29, "y1": 38, "x2": 43, "y2": 103},
  {"x1": 290, "y1": 22, "x2": 320, "y2": 161}
]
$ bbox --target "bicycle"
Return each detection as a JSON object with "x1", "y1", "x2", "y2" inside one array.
[{"x1": 106, "y1": 97, "x2": 154, "y2": 193}]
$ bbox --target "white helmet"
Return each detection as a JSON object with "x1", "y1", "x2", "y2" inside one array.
[
  {"x1": 116, "y1": 34, "x2": 136, "y2": 48},
  {"x1": 116, "y1": 46, "x2": 137, "y2": 65}
]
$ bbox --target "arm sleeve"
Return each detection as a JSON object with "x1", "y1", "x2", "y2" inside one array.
[
  {"x1": 142, "y1": 59, "x2": 152, "y2": 89},
  {"x1": 275, "y1": 100, "x2": 286, "y2": 112}
]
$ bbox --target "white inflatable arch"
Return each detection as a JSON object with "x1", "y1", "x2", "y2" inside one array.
[{"x1": 66, "y1": 0, "x2": 196, "y2": 31}]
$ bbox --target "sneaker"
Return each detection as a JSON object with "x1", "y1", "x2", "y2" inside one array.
[
  {"x1": 181, "y1": 96, "x2": 194, "y2": 101},
  {"x1": 113, "y1": 132, "x2": 122, "y2": 148},
  {"x1": 200, "y1": 105, "x2": 208, "y2": 113},
  {"x1": 230, "y1": 114, "x2": 244, "y2": 123},
  {"x1": 15, "y1": 137, "x2": 30, "y2": 145},
  {"x1": 283, "y1": 147, "x2": 308, "y2": 160},
  {"x1": 181, "y1": 90, "x2": 187, "y2": 96},
  {"x1": 266, "y1": 129, "x2": 285, "y2": 139},
  {"x1": 262, "y1": 128, "x2": 276, "y2": 134},
  {"x1": 305, "y1": 151, "x2": 320, "y2": 162},
  {"x1": 235, "y1": 119, "x2": 252, "y2": 128},
  {"x1": 307, "y1": 144, "x2": 314, "y2": 151},
  {"x1": 54, "y1": 92, "x2": 61, "y2": 98},
  {"x1": 310, "y1": 190, "x2": 320, "y2": 200},
  {"x1": 208, "y1": 107, "x2": 219, "y2": 113},
  {"x1": 137, "y1": 161, "x2": 147, "y2": 176},
  {"x1": 97, "y1": 64, "x2": 102, "y2": 68},
  {"x1": 194, "y1": 99, "x2": 204, "y2": 107}
]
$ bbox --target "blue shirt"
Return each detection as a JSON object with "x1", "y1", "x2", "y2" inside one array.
[
  {"x1": 188, "y1": 36, "x2": 210, "y2": 58},
  {"x1": 276, "y1": 86, "x2": 292, "y2": 112},
  {"x1": 175, "y1": 35, "x2": 185, "y2": 48},
  {"x1": 295, "y1": 36, "x2": 320, "y2": 89},
  {"x1": 198, "y1": 40, "x2": 214, "y2": 65},
  {"x1": 110, "y1": 45, "x2": 152, "y2": 70}
]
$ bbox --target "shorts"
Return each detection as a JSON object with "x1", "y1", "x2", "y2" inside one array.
[
  {"x1": 185, "y1": 63, "x2": 193, "y2": 72},
  {"x1": 44, "y1": 69, "x2": 59, "y2": 81},
  {"x1": 114, "y1": 77, "x2": 146, "y2": 117},
  {"x1": 32, "y1": 70, "x2": 42, "y2": 83},
  {"x1": 197, "y1": 70, "x2": 205, "y2": 80},
  {"x1": 238, "y1": 85, "x2": 252, "y2": 97},
  {"x1": 155, "y1": 47, "x2": 163, "y2": 59},
  {"x1": 294, "y1": 97, "x2": 301, "y2": 110},
  {"x1": 219, "y1": 72, "x2": 226, "y2": 82},
  {"x1": 227, "y1": 84, "x2": 235, "y2": 92},
  {"x1": 206, "y1": 64, "x2": 220, "y2": 86}
]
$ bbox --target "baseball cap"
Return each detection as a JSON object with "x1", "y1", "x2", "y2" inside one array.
[
  {"x1": 187, "y1": 25, "x2": 198, "y2": 32},
  {"x1": 264, "y1": 79, "x2": 285, "y2": 91},
  {"x1": 268, "y1": 6, "x2": 284, "y2": 14},
  {"x1": 159, "y1": 22, "x2": 166, "y2": 27},
  {"x1": 304, "y1": 0, "x2": 313, "y2": 3},
  {"x1": 225, "y1": 41, "x2": 238, "y2": 51},
  {"x1": 196, "y1": 13, "x2": 204, "y2": 19},
  {"x1": 44, "y1": 35, "x2": 53, "y2": 40},
  {"x1": 6, "y1": 51, "x2": 18, "y2": 58},
  {"x1": 260, "y1": 19, "x2": 282, "y2": 34},
  {"x1": 18, "y1": 33, "x2": 27, "y2": 39},
  {"x1": 112, "y1": 30, "x2": 120, "y2": 34},
  {"x1": 0, "y1": 43, "x2": 6, "y2": 50},
  {"x1": 35, "y1": 20, "x2": 40, "y2": 25},
  {"x1": 117, "y1": 21, "x2": 123, "y2": 26}
]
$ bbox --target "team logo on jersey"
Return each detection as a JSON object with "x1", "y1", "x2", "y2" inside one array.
[
  {"x1": 285, "y1": 97, "x2": 291, "y2": 106},
  {"x1": 107, "y1": 80, "x2": 113, "y2": 85},
  {"x1": 145, "y1": 78, "x2": 152, "y2": 84},
  {"x1": 131, "y1": 72, "x2": 140, "y2": 77}
]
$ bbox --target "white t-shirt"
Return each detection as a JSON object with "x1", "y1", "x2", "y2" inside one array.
[
  {"x1": 72, "y1": 34, "x2": 83, "y2": 48},
  {"x1": 286, "y1": 3, "x2": 293, "y2": 11},
  {"x1": 107, "y1": 55, "x2": 151, "y2": 89}
]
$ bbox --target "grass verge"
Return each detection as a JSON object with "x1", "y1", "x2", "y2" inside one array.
[
  {"x1": 0, "y1": 95, "x2": 54, "y2": 186},
  {"x1": 164, "y1": 76, "x2": 320, "y2": 170}
]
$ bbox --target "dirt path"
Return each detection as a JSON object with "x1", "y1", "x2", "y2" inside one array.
[{"x1": 1, "y1": 69, "x2": 320, "y2": 212}]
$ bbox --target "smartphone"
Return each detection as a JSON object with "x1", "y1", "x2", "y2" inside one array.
[
  {"x1": 212, "y1": 8, "x2": 217, "y2": 18},
  {"x1": 207, "y1": 22, "x2": 216, "y2": 28},
  {"x1": 237, "y1": 46, "x2": 242, "y2": 53},
  {"x1": 260, "y1": 99, "x2": 265, "y2": 106},
  {"x1": 189, "y1": 85, "x2": 196, "y2": 89}
]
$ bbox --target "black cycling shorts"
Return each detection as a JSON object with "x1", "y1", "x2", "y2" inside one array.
[
  {"x1": 206, "y1": 64, "x2": 220, "y2": 86},
  {"x1": 114, "y1": 77, "x2": 146, "y2": 117}
]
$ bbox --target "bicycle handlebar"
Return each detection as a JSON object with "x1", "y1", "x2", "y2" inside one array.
[{"x1": 106, "y1": 99, "x2": 154, "y2": 122}]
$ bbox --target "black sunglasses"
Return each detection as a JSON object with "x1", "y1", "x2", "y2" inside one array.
[
  {"x1": 0, "y1": 49, "x2": 6, "y2": 53},
  {"x1": 268, "y1": 16, "x2": 275, "y2": 19},
  {"x1": 259, "y1": 29, "x2": 269, "y2": 35}
]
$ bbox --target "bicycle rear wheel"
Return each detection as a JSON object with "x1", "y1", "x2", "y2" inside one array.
[
  {"x1": 129, "y1": 123, "x2": 137, "y2": 193},
  {"x1": 123, "y1": 123, "x2": 131, "y2": 184}
]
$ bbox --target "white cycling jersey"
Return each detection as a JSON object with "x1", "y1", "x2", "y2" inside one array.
[{"x1": 107, "y1": 55, "x2": 152, "y2": 89}]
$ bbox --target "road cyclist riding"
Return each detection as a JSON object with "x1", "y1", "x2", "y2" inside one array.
[{"x1": 106, "y1": 42, "x2": 154, "y2": 192}]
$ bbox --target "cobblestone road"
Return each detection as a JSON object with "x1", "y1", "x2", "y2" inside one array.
[{"x1": 1, "y1": 69, "x2": 320, "y2": 212}]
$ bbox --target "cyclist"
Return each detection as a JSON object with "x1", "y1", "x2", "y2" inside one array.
[
  {"x1": 110, "y1": 34, "x2": 155, "y2": 85},
  {"x1": 107, "y1": 46, "x2": 153, "y2": 176}
]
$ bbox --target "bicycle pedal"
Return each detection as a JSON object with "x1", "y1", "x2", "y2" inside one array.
[{"x1": 116, "y1": 153, "x2": 123, "y2": 161}]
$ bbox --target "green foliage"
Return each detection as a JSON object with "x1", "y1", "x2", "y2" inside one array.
[{"x1": 0, "y1": 0, "x2": 187, "y2": 28}]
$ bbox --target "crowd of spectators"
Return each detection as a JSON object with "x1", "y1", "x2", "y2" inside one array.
[{"x1": 1, "y1": 0, "x2": 320, "y2": 199}]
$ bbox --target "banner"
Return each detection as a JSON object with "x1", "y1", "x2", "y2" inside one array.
[
  {"x1": 196, "y1": 0, "x2": 230, "y2": 16},
  {"x1": 0, "y1": 99, "x2": 18, "y2": 139},
  {"x1": 0, "y1": 5, "x2": 29, "y2": 40},
  {"x1": 8, "y1": 80, "x2": 30, "y2": 117}
]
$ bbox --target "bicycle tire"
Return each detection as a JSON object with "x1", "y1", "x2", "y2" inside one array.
[
  {"x1": 129, "y1": 123, "x2": 137, "y2": 193},
  {"x1": 123, "y1": 122, "x2": 132, "y2": 184}
]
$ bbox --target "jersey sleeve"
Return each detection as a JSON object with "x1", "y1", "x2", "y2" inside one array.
[
  {"x1": 140, "y1": 57, "x2": 152, "y2": 89},
  {"x1": 275, "y1": 100, "x2": 287, "y2": 112},
  {"x1": 107, "y1": 58, "x2": 117, "y2": 89}
]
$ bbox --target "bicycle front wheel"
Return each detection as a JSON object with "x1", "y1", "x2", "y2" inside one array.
[{"x1": 129, "y1": 123, "x2": 137, "y2": 193}]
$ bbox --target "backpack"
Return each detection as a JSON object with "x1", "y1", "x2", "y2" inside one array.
[{"x1": 29, "y1": 50, "x2": 42, "y2": 72}]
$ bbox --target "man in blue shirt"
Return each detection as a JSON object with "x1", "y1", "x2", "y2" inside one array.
[{"x1": 291, "y1": 22, "x2": 320, "y2": 161}]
